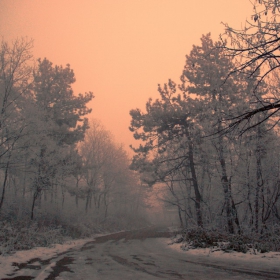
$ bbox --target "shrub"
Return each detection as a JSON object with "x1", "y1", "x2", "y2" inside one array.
[{"x1": 177, "y1": 227, "x2": 280, "y2": 253}]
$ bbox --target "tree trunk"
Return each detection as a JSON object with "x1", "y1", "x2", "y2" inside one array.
[
  {"x1": 75, "y1": 178, "x2": 79, "y2": 208},
  {"x1": 177, "y1": 206, "x2": 184, "y2": 228},
  {"x1": 0, "y1": 159, "x2": 10, "y2": 212},
  {"x1": 245, "y1": 151, "x2": 254, "y2": 227},
  {"x1": 255, "y1": 145, "x2": 262, "y2": 233},
  {"x1": 85, "y1": 190, "x2": 91, "y2": 213},
  {"x1": 218, "y1": 136, "x2": 235, "y2": 234},
  {"x1": 186, "y1": 129, "x2": 203, "y2": 227},
  {"x1": 31, "y1": 190, "x2": 39, "y2": 220},
  {"x1": 104, "y1": 193, "x2": 108, "y2": 219}
]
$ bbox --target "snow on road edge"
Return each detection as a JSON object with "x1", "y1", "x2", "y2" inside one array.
[
  {"x1": 1, "y1": 229, "x2": 280, "y2": 279},
  {"x1": 160, "y1": 238, "x2": 280, "y2": 271},
  {"x1": 0, "y1": 236, "x2": 95, "y2": 278}
]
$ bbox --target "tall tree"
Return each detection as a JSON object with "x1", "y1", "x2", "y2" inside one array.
[
  {"x1": 80, "y1": 119, "x2": 146, "y2": 222},
  {"x1": 180, "y1": 33, "x2": 242, "y2": 233},
  {"x1": 27, "y1": 58, "x2": 94, "y2": 219},
  {"x1": 129, "y1": 80, "x2": 204, "y2": 227},
  {"x1": 0, "y1": 38, "x2": 33, "y2": 212}
]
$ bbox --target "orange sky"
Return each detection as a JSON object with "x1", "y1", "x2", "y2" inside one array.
[{"x1": 0, "y1": 0, "x2": 253, "y2": 156}]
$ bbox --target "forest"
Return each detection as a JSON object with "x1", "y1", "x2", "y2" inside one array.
[
  {"x1": 1, "y1": 0, "x2": 280, "y2": 255},
  {"x1": 0, "y1": 39, "x2": 149, "y2": 254},
  {"x1": 129, "y1": 1, "x2": 280, "y2": 252}
]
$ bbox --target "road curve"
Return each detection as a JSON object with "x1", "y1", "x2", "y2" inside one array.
[{"x1": 4, "y1": 227, "x2": 280, "y2": 280}]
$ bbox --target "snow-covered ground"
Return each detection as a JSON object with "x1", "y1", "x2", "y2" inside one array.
[
  {"x1": 167, "y1": 239, "x2": 280, "y2": 264},
  {"x1": 0, "y1": 237, "x2": 95, "y2": 279},
  {"x1": 0, "y1": 231, "x2": 280, "y2": 279},
  {"x1": 163, "y1": 238, "x2": 280, "y2": 275},
  {"x1": 165, "y1": 226, "x2": 280, "y2": 271}
]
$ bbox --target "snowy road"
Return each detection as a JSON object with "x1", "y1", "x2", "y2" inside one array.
[{"x1": 3, "y1": 227, "x2": 280, "y2": 280}]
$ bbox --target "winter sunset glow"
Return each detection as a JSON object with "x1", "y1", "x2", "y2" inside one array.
[
  {"x1": 2, "y1": 1, "x2": 280, "y2": 279},
  {"x1": 0, "y1": 0, "x2": 252, "y2": 152}
]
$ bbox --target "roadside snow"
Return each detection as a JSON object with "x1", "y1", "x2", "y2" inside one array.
[
  {"x1": 1, "y1": 229, "x2": 279, "y2": 279},
  {"x1": 0, "y1": 237, "x2": 94, "y2": 279},
  {"x1": 162, "y1": 238, "x2": 280, "y2": 272},
  {"x1": 0, "y1": 230, "x2": 128, "y2": 279}
]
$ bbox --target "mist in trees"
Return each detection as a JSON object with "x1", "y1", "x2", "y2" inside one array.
[
  {"x1": 0, "y1": 39, "x2": 149, "y2": 252},
  {"x1": 2, "y1": 0, "x2": 280, "y2": 254},
  {"x1": 129, "y1": 31, "x2": 280, "y2": 235}
]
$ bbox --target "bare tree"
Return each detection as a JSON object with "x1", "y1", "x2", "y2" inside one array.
[
  {"x1": 0, "y1": 38, "x2": 33, "y2": 212},
  {"x1": 221, "y1": 0, "x2": 280, "y2": 131}
]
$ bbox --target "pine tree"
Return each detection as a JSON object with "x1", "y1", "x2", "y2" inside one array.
[{"x1": 181, "y1": 33, "x2": 242, "y2": 233}]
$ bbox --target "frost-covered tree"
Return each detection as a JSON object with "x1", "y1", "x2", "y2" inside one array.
[
  {"x1": 180, "y1": 33, "x2": 244, "y2": 233},
  {"x1": 129, "y1": 80, "x2": 204, "y2": 227},
  {"x1": 26, "y1": 58, "x2": 94, "y2": 219},
  {"x1": 0, "y1": 38, "x2": 33, "y2": 212},
  {"x1": 79, "y1": 119, "x2": 147, "y2": 223},
  {"x1": 33, "y1": 58, "x2": 93, "y2": 145},
  {"x1": 222, "y1": 0, "x2": 280, "y2": 130}
]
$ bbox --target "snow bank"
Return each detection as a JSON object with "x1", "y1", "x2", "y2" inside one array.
[
  {"x1": 0, "y1": 237, "x2": 93, "y2": 279},
  {"x1": 161, "y1": 238, "x2": 280, "y2": 270}
]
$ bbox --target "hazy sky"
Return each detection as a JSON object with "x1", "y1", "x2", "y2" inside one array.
[{"x1": 0, "y1": 0, "x2": 253, "y2": 155}]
